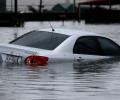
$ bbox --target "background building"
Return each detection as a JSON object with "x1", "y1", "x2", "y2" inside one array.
[{"x1": 0, "y1": 0, "x2": 6, "y2": 12}]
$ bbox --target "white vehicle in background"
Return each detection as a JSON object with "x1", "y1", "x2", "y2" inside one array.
[{"x1": 0, "y1": 28, "x2": 120, "y2": 66}]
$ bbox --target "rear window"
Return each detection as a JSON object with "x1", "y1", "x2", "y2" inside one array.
[{"x1": 10, "y1": 31, "x2": 69, "y2": 50}]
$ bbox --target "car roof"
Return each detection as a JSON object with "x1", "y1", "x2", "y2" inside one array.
[{"x1": 39, "y1": 28, "x2": 101, "y2": 37}]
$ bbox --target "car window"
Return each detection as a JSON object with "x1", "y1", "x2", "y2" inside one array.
[
  {"x1": 73, "y1": 36, "x2": 101, "y2": 55},
  {"x1": 10, "y1": 31, "x2": 69, "y2": 50},
  {"x1": 98, "y1": 37, "x2": 120, "y2": 56}
]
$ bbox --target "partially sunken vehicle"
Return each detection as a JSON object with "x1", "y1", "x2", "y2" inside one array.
[{"x1": 0, "y1": 28, "x2": 120, "y2": 66}]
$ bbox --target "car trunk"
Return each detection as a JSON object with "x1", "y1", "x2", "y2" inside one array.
[{"x1": 0, "y1": 43, "x2": 47, "y2": 64}]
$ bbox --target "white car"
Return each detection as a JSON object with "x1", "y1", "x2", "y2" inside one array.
[{"x1": 0, "y1": 28, "x2": 120, "y2": 66}]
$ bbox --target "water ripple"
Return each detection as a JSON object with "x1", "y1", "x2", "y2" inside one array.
[{"x1": 0, "y1": 61, "x2": 120, "y2": 100}]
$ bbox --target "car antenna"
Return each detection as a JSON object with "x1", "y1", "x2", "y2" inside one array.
[{"x1": 49, "y1": 22, "x2": 55, "y2": 32}]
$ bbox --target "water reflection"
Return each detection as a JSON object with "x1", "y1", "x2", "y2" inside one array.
[
  {"x1": 73, "y1": 57, "x2": 120, "y2": 74},
  {"x1": 0, "y1": 59, "x2": 120, "y2": 100}
]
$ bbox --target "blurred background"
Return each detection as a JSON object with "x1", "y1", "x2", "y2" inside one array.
[{"x1": 0, "y1": 0, "x2": 120, "y2": 26}]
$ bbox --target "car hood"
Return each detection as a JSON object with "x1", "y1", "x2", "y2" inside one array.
[{"x1": 0, "y1": 43, "x2": 50, "y2": 56}]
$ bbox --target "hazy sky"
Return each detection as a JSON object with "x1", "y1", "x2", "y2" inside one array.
[
  {"x1": 6, "y1": 0, "x2": 91, "y2": 11},
  {"x1": 7, "y1": 0, "x2": 70, "y2": 10},
  {"x1": 7, "y1": 0, "x2": 91, "y2": 5}
]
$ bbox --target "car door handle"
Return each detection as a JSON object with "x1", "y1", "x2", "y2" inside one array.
[{"x1": 77, "y1": 57, "x2": 83, "y2": 61}]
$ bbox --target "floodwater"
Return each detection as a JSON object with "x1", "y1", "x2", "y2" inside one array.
[{"x1": 0, "y1": 21, "x2": 120, "y2": 100}]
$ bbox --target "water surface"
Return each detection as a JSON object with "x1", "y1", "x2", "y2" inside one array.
[
  {"x1": 0, "y1": 22, "x2": 120, "y2": 100},
  {"x1": 0, "y1": 61, "x2": 120, "y2": 100}
]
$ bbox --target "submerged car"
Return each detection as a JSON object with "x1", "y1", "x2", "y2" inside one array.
[{"x1": 0, "y1": 28, "x2": 120, "y2": 66}]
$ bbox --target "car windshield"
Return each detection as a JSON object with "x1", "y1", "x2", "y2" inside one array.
[{"x1": 10, "y1": 31, "x2": 69, "y2": 50}]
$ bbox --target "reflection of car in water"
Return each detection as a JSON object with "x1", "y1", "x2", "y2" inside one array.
[{"x1": 0, "y1": 28, "x2": 120, "y2": 66}]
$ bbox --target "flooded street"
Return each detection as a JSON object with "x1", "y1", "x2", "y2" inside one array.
[
  {"x1": 0, "y1": 21, "x2": 120, "y2": 100},
  {"x1": 1, "y1": 62, "x2": 120, "y2": 100}
]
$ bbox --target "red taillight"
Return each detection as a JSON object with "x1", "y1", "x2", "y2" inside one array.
[{"x1": 24, "y1": 55, "x2": 48, "y2": 66}]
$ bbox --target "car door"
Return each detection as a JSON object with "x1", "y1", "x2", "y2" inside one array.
[{"x1": 73, "y1": 36, "x2": 109, "y2": 63}]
